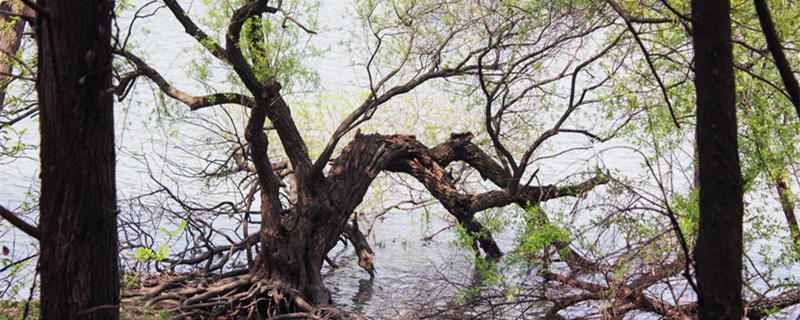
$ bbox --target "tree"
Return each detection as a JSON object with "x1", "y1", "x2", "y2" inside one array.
[
  {"x1": 0, "y1": 0, "x2": 775, "y2": 318},
  {"x1": 36, "y1": 0, "x2": 119, "y2": 318},
  {"x1": 692, "y1": 0, "x2": 745, "y2": 318},
  {"x1": 589, "y1": 0, "x2": 800, "y2": 317},
  {"x1": 104, "y1": 0, "x2": 800, "y2": 317},
  {"x1": 751, "y1": 0, "x2": 800, "y2": 247},
  {"x1": 0, "y1": 0, "x2": 36, "y2": 158},
  {"x1": 753, "y1": 0, "x2": 800, "y2": 119},
  {"x1": 2, "y1": 0, "x2": 799, "y2": 317},
  {"x1": 114, "y1": 0, "x2": 615, "y2": 316}
]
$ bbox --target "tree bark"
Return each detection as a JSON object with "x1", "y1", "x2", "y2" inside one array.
[
  {"x1": 692, "y1": 0, "x2": 744, "y2": 318},
  {"x1": 0, "y1": 0, "x2": 27, "y2": 109},
  {"x1": 37, "y1": 0, "x2": 119, "y2": 319}
]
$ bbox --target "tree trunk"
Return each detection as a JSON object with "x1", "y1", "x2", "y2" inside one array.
[
  {"x1": 0, "y1": 0, "x2": 27, "y2": 109},
  {"x1": 692, "y1": 0, "x2": 744, "y2": 318},
  {"x1": 37, "y1": 0, "x2": 119, "y2": 319},
  {"x1": 774, "y1": 175, "x2": 800, "y2": 245},
  {"x1": 244, "y1": 93, "x2": 335, "y2": 306}
]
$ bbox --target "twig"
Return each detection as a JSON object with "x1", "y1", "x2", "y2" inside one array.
[
  {"x1": 606, "y1": 0, "x2": 680, "y2": 129},
  {"x1": 277, "y1": 7, "x2": 316, "y2": 34},
  {"x1": 21, "y1": 265, "x2": 37, "y2": 320}
]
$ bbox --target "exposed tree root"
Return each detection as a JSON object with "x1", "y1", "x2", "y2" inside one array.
[{"x1": 126, "y1": 273, "x2": 365, "y2": 320}]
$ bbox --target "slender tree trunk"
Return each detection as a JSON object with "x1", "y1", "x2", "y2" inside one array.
[
  {"x1": 692, "y1": 0, "x2": 744, "y2": 318},
  {"x1": 37, "y1": 0, "x2": 118, "y2": 319},
  {"x1": 0, "y1": 0, "x2": 26, "y2": 109},
  {"x1": 774, "y1": 175, "x2": 800, "y2": 245}
]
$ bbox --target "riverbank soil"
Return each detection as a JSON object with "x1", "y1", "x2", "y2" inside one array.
[{"x1": 0, "y1": 299, "x2": 171, "y2": 320}]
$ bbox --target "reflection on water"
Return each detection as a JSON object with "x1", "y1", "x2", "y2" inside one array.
[
  {"x1": 320, "y1": 207, "x2": 477, "y2": 317},
  {"x1": 353, "y1": 278, "x2": 374, "y2": 312}
]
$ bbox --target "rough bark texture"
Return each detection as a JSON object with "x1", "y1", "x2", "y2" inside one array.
[
  {"x1": 37, "y1": 0, "x2": 119, "y2": 319},
  {"x1": 692, "y1": 0, "x2": 744, "y2": 318},
  {"x1": 0, "y1": 0, "x2": 26, "y2": 109}
]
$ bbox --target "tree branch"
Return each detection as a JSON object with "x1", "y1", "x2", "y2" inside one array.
[
  {"x1": 328, "y1": 133, "x2": 503, "y2": 259},
  {"x1": 0, "y1": 204, "x2": 40, "y2": 239},
  {"x1": 244, "y1": 89, "x2": 287, "y2": 259},
  {"x1": 746, "y1": 288, "x2": 800, "y2": 319},
  {"x1": 226, "y1": 0, "x2": 273, "y2": 97},
  {"x1": 604, "y1": 0, "x2": 678, "y2": 24},
  {"x1": 364, "y1": 134, "x2": 607, "y2": 258},
  {"x1": 162, "y1": 0, "x2": 228, "y2": 61},
  {"x1": 225, "y1": 1, "x2": 314, "y2": 177},
  {"x1": 114, "y1": 49, "x2": 255, "y2": 109},
  {"x1": 429, "y1": 132, "x2": 609, "y2": 204},
  {"x1": 311, "y1": 62, "x2": 487, "y2": 178},
  {"x1": 512, "y1": 31, "x2": 625, "y2": 189},
  {"x1": 606, "y1": 0, "x2": 680, "y2": 129},
  {"x1": 753, "y1": 0, "x2": 800, "y2": 119},
  {"x1": 0, "y1": 104, "x2": 38, "y2": 127},
  {"x1": 341, "y1": 221, "x2": 374, "y2": 277}
]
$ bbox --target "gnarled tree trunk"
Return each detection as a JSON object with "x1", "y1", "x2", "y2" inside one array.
[{"x1": 246, "y1": 122, "x2": 602, "y2": 305}]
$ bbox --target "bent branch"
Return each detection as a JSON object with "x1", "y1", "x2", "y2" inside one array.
[{"x1": 114, "y1": 49, "x2": 255, "y2": 110}]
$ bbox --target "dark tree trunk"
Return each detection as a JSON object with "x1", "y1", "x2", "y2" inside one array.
[
  {"x1": 244, "y1": 93, "x2": 338, "y2": 306},
  {"x1": 692, "y1": 0, "x2": 744, "y2": 318},
  {"x1": 37, "y1": 0, "x2": 118, "y2": 319},
  {"x1": 245, "y1": 102, "x2": 397, "y2": 305},
  {"x1": 0, "y1": 0, "x2": 27, "y2": 109}
]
